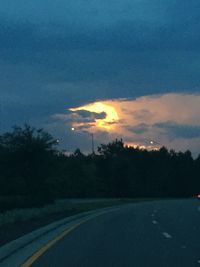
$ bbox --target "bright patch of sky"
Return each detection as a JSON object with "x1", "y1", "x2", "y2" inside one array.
[
  {"x1": 0, "y1": 0, "x2": 200, "y2": 155},
  {"x1": 52, "y1": 93, "x2": 200, "y2": 156}
]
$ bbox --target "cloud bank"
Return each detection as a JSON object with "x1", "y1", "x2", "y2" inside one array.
[{"x1": 52, "y1": 93, "x2": 200, "y2": 156}]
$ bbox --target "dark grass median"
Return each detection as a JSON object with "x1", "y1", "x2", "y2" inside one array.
[{"x1": 0, "y1": 198, "x2": 151, "y2": 247}]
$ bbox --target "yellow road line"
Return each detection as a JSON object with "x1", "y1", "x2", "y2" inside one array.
[{"x1": 21, "y1": 218, "x2": 89, "y2": 267}]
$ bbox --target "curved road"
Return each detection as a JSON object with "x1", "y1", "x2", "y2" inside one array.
[{"x1": 30, "y1": 199, "x2": 200, "y2": 267}]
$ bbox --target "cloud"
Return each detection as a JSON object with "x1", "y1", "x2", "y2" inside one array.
[
  {"x1": 127, "y1": 123, "x2": 150, "y2": 134},
  {"x1": 1, "y1": 0, "x2": 200, "y2": 156},
  {"x1": 49, "y1": 93, "x2": 200, "y2": 156},
  {"x1": 132, "y1": 110, "x2": 154, "y2": 121},
  {"x1": 1, "y1": 4, "x2": 200, "y2": 128},
  {"x1": 1, "y1": 0, "x2": 200, "y2": 54},
  {"x1": 74, "y1": 110, "x2": 107, "y2": 120},
  {"x1": 155, "y1": 122, "x2": 200, "y2": 139}
]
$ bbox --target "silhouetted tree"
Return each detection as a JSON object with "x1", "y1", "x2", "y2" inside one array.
[
  {"x1": 0, "y1": 124, "x2": 58, "y2": 198},
  {"x1": 1, "y1": 125, "x2": 200, "y2": 212}
]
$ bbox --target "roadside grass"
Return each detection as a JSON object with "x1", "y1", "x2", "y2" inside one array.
[
  {"x1": 0, "y1": 197, "x2": 165, "y2": 246},
  {"x1": 0, "y1": 198, "x2": 149, "y2": 228}
]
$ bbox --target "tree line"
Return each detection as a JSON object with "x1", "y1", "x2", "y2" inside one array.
[{"x1": 0, "y1": 125, "x2": 200, "y2": 212}]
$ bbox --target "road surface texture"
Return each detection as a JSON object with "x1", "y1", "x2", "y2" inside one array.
[{"x1": 29, "y1": 199, "x2": 200, "y2": 267}]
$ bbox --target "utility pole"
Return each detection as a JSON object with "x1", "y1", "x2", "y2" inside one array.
[
  {"x1": 91, "y1": 133, "x2": 95, "y2": 154},
  {"x1": 71, "y1": 128, "x2": 95, "y2": 154}
]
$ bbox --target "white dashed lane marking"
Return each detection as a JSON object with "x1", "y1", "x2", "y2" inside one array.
[{"x1": 162, "y1": 232, "x2": 172, "y2": 239}]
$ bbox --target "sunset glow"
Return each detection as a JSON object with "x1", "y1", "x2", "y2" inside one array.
[
  {"x1": 125, "y1": 142, "x2": 160, "y2": 151},
  {"x1": 70, "y1": 102, "x2": 119, "y2": 130},
  {"x1": 56, "y1": 93, "x2": 200, "y2": 155}
]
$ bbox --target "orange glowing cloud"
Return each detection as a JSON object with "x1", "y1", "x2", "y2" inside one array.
[
  {"x1": 69, "y1": 102, "x2": 119, "y2": 130},
  {"x1": 65, "y1": 93, "x2": 200, "y2": 155}
]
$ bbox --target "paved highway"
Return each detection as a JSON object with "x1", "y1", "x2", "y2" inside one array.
[{"x1": 27, "y1": 199, "x2": 200, "y2": 267}]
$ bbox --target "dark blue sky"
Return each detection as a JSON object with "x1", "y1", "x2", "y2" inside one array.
[{"x1": 1, "y1": 0, "x2": 200, "y2": 154}]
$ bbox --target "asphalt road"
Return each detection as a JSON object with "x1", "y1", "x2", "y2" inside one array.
[{"x1": 31, "y1": 199, "x2": 200, "y2": 267}]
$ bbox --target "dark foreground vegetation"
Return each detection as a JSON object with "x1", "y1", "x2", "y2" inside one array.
[{"x1": 0, "y1": 125, "x2": 200, "y2": 213}]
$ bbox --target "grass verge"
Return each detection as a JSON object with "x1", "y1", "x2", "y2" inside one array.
[{"x1": 0, "y1": 198, "x2": 151, "y2": 246}]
